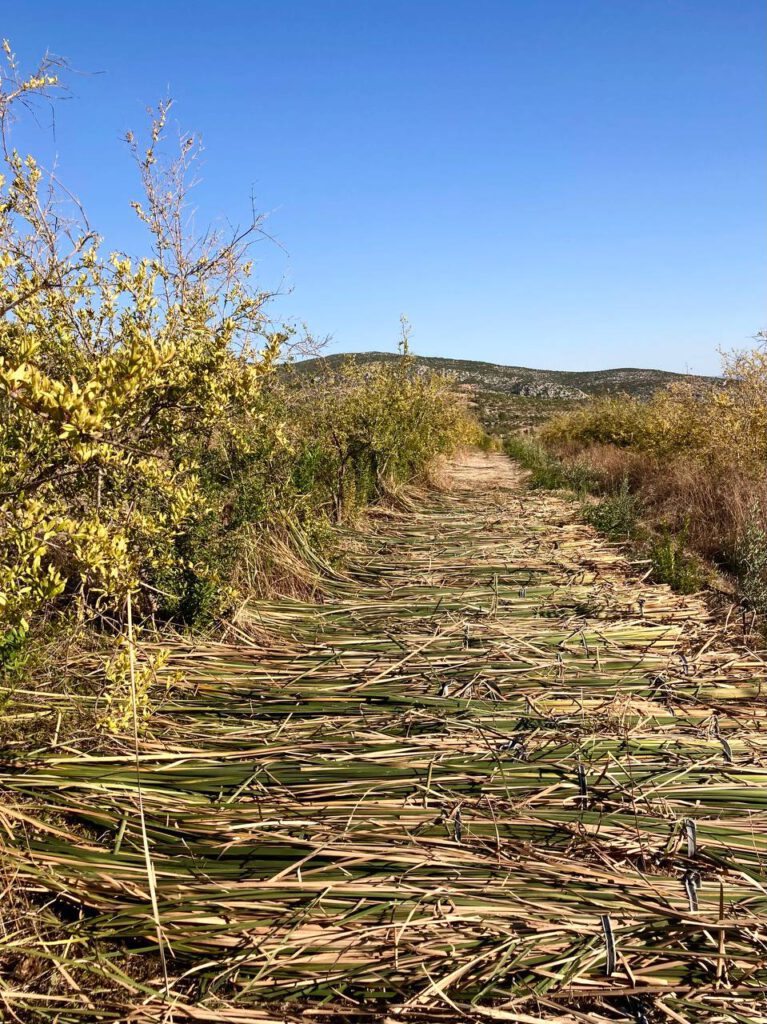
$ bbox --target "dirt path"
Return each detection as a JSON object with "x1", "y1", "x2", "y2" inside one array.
[{"x1": 3, "y1": 452, "x2": 766, "y2": 1022}]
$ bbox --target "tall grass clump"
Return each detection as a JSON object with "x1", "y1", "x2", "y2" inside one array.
[{"x1": 504, "y1": 435, "x2": 593, "y2": 492}]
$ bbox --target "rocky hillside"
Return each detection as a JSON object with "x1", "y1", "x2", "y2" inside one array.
[{"x1": 295, "y1": 352, "x2": 717, "y2": 401}]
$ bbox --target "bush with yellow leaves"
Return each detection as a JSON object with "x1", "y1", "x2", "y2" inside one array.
[
  {"x1": 288, "y1": 332, "x2": 476, "y2": 521},
  {"x1": 542, "y1": 345, "x2": 767, "y2": 473},
  {"x1": 0, "y1": 47, "x2": 475, "y2": 679},
  {"x1": 0, "y1": 46, "x2": 284, "y2": 646}
]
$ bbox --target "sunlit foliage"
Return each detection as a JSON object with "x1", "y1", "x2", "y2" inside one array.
[
  {"x1": 536, "y1": 339, "x2": 767, "y2": 609},
  {"x1": 542, "y1": 342, "x2": 767, "y2": 472},
  {"x1": 0, "y1": 47, "x2": 473, "y2": 656}
]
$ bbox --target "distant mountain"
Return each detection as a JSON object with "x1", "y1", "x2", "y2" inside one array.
[{"x1": 294, "y1": 351, "x2": 718, "y2": 401}]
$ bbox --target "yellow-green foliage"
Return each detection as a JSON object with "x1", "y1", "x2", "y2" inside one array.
[
  {"x1": 0, "y1": 48, "x2": 473, "y2": 655},
  {"x1": 541, "y1": 388, "x2": 706, "y2": 457},
  {"x1": 98, "y1": 643, "x2": 169, "y2": 734},
  {"x1": 538, "y1": 342, "x2": 767, "y2": 608},
  {"x1": 288, "y1": 351, "x2": 476, "y2": 520},
  {"x1": 0, "y1": 54, "x2": 282, "y2": 635},
  {"x1": 543, "y1": 344, "x2": 767, "y2": 474}
]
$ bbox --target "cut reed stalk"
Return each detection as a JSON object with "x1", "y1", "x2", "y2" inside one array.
[{"x1": 1, "y1": 453, "x2": 765, "y2": 1022}]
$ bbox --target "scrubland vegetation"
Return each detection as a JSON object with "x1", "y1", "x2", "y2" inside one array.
[
  {"x1": 0, "y1": 50, "x2": 473, "y2": 691},
  {"x1": 2, "y1": 46, "x2": 766, "y2": 1024},
  {"x1": 506, "y1": 343, "x2": 767, "y2": 613}
]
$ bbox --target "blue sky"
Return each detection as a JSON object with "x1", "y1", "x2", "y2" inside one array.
[{"x1": 4, "y1": 1, "x2": 765, "y2": 373}]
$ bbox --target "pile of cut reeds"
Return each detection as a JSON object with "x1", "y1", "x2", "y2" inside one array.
[{"x1": 1, "y1": 452, "x2": 765, "y2": 1022}]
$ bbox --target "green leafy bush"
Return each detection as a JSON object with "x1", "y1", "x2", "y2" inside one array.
[
  {"x1": 0, "y1": 49, "x2": 474, "y2": 645},
  {"x1": 583, "y1": 478, "x2": 641, "y2": 540},
  {"x1": 290, "y1": 353, "x2": 474, "y2": 520},
  {"x1": 650, "y1": 527, "x2": 704, "y2": 594},
  {"x1": 504, "y1": 436, "x2": 593, "y2": 493},
  {"x1": 735, "y1": 514, "x2": 767, "y2": 615}
]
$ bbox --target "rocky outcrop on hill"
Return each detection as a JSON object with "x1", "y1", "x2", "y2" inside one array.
[{"x1": 295, "y1": 352, "x2": 717, "y2": 401}]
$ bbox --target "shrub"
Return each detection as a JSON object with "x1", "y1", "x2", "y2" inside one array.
[
  {"x1": 735, "y1": 513, "x2": 767, "y2": 615},
  {"x1": 650, "y1": 527, "x2": 704, "y2": 594},
  {"x1": 0, "y1": 49, "x2": 474, "y2": 647},
  {"x1": 504, "y1": 435, "x2": 593, "y2": 493},
  {"x1": 0, "y1": 53, "x2": 285, "y2": 635},
  {"x1": 0, "y1": 624, "x2": 28, "y2": 678},
  {"x1": 476, "y1": 431, "x2": 501, "y2": 453},
  {"x1": 291, "y1": 352, "x2": 475, "y2": 521},
  {"x1": 534, "y1": 339, "x2": 767, "y2": 611},
  {"x1": 583, "y1": 478, "x2": 641, "y2": 540},
  {"x1": 543, "y1": 343, "x2": 767, "y2": 477}
]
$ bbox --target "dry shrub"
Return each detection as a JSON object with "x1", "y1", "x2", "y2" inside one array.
[
  {"x1": 641, "y1": 460, "x2": 767, "y2": 566},
  {"x1": 544, "y1": 342, "x2": 767, "y2": 475},
  {"x1": 540, "y1": 342, "x2": 767, "y2": 608},
  {"x1": 554, "y1": 442, "x2": 767, "y2": 566},
  {"x1": 556, "y1": 442, "x2": 656, "y2": 494}
]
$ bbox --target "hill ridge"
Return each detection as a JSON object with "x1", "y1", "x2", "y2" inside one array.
[{"x1": 296, "y1": 350, "x2": 717, "y2": 400}]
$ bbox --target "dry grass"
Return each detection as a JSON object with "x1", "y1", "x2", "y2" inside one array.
[
  {"x1": 1, "y1": 452, "x2": 766, "y2": 1022},
  {"x1": 557, "y1": 442, "x2": 767, "y2": 574},
  {"x1": 537, "y1": 347, "x2": 767, "y2": 605}
]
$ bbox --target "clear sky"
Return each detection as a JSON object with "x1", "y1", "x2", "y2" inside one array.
[{"x1": 4, "y1": 1, "x2": 765, "y2": 374}]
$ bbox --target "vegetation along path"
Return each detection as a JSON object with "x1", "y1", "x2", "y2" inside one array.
[{"x1": 3, "y1": 452, "x2": 767, "y2": 1022}]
